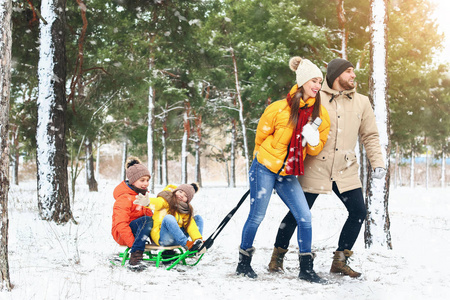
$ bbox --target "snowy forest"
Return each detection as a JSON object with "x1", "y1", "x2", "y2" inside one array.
[{"x1": 1, "y1": 0, "x2": 450, "y2": 297}]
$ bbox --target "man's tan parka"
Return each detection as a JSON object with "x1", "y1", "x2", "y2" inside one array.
[{"x1": 299, "y1": 83, "x2": 385, "y2": 194}]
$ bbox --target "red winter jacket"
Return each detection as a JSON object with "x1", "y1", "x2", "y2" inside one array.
[{"x1": 111, "y1": 181, "x2": 153, "y2": 247}]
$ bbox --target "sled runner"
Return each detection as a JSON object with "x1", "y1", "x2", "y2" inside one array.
[{"x1": 117, "y1": 243, "x2": 204, "y2": 270}]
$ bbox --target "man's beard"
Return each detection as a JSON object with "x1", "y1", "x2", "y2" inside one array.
[{"x1": 338, "y1": 77, "x2": 355, "y2": 90}]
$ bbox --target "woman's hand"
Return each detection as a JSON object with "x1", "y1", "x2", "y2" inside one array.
[{"x1": 302, "y1": 123, "x2": 320, "y2": 147}]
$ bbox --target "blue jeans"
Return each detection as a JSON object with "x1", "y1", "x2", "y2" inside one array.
[
  {"x1": 159, "y1": 215, "x2": 204, "y2": 247},
  {"x1": 240, "y1": 159, "x2": 312, "y2": 253},
  {"x1": 129, "y1": 216, "x2": 153, "y2": 253}
]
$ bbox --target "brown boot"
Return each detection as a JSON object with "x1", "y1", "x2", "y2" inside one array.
[
  {"x1": 268, "y1": 247, "x2": 288, "y2": 272},
  {"x1": 129, "y1": 250, "x2": 144, "y2": 266},
  {"x1": 330, "y1": 249, "x2": 361, "y2": 278}
]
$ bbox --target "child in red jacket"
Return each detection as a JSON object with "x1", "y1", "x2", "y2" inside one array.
[{"x1": 112, "y1": 157, "x2": 153, "y2": 268}]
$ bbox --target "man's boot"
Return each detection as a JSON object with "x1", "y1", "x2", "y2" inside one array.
[
  {"x1": 236, "y1": 247, "x2": 257, "y2": 278},
  {"x1": 298, "y1": 253, "x2": 328, "y2": 284},
  {"x1": 268, "y1": 247, "x2": 288, "y2": 272},
  {"x1": 330, "y1": 249, "x2": 361, "y2": 278}
]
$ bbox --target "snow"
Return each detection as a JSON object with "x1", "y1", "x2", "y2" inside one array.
[{"x1": 2, "y1": 181, "x2": 449, "y2": 299}]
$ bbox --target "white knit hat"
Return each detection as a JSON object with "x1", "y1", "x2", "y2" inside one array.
[{"x1": 289, "y1": 57, "x2": 323, "y2": 88}]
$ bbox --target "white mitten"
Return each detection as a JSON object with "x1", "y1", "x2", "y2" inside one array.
[
  {"x1": 133, "y1": 192, "x2": 150, "y2": 207},
  {"x1": 301, "y1": 123, "x2": 320, "y2": 147},
  {"x1": 372, "y1": 167, "x2": 386, "y2": 179}
]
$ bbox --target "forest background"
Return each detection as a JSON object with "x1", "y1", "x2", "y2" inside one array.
[
  {"x1": 4, "y1": 0, "x2": 450, "y2": 197},
  {"x1": 1, "y1": 0, "x2": 450, "y2": 295},
  {"x1": 8, "y1": 0, "x2": 450, "y2": 193}
]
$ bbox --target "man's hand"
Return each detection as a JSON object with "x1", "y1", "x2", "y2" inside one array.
[{"x1": 372, "y1": 167, "x2": 386, "y2": 179}]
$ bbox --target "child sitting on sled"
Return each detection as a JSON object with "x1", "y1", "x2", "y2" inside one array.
[
  {"x1": 133, "y1": 183, "x2": 204, "y2": 252},
  {"x1": 112, "y1": 157, "x2": 153, "y2": 267}
]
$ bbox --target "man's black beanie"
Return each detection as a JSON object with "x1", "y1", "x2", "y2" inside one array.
[{"x1": 326, "y1": 58, "x2": 354, "y2": 88}]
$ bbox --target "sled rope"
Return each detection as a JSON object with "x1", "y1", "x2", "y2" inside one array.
[
  {"x1": 201, "y1": 146, "x2": 291, "y2": 251},
  {"x1": 200, "y1": 189, "x2": 250, "y2": 251}
]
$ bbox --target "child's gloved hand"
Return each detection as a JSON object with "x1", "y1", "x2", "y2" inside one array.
[
  {"x1": 133, "y1": 192, "x2": 150, "y2": 207},
  {"x1": 186, "y1": 239, "x2": 204, "y2": 252}
]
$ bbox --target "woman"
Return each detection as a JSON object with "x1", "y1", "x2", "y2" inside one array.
[{"x1": 236, "y1": 57, "x2": 330, "y2": 283}]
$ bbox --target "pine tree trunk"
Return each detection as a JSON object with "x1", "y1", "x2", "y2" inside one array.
[
  {"x1": 0, "y1": 0, "x2": 12, "y2": 290},
  {"x1": 85, "y1": 138, "x2": 98, "y2": 192},
  {"x1": 337, "y1": 0, "x2": 348, "y2": 59},
  {"x1": 95, "y1": 137, "x2": 100, "y2": 180},
  {"x1": 230, "y1": 119, "x2": 237, "y2": 187},
  {"x1": 121, "y1": 141, "x2": 127, "y2": 181},
  {"x1": 441, "y1": 150, "x2": 446, "y2": 188},
  {"x1": 394, "y1": 142, "x2": 400, "y2": 188},
  {"x1": 425, "y1": 145, "x2": 430, "y2": 189},
  {"x1": 364, "y1": 0, "x2": 392, "y2": 250},
  {"x1": 230, "y1": 46, "x2": 249, "y2": 183},
  {"x1": 13, "y1": 134, "x2": 19, "y2": 185},
  {"x1": 194, "y1": 114, "x2": 202, "y2": 187},
  {"x1": 161, "y1": 120, "x2": 168, "y2": 186},
  {"x1": 410, "y1": 148, "x2": 415, "y2": 188},
  {"x1": 147, "y1": 58, "x2": 155, "y2": 193},
  {"x1": 37, "y1": 0, "x2": 72, "y2": 223}
]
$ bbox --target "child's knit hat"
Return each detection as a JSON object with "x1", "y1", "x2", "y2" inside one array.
[
  {"x1": 173, "y1": 183, "x2": 199, "y2": 203},
  {"x1": 126, "y1": 157, "x2": 150, "y2": 185}
]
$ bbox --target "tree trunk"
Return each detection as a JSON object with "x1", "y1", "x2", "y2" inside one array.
[
  {"x1": 147, "y1": 58, "x2": 155, "y2": 193},
  {"x1": 95, "y1": 137, "x2": 100, "y2": 180},
  {"x1": 394, "y1": 142, "x2": 400, "y2": 188},
  {"x1": 194, "y1": 114, "x2": 202, "y2": 187},
  {"x1": 364, "y1": 0, "x2": 392, "y2": 250},
  {"x1": 0, "y1": 0, "x2": 12, "y2": 290},
  {"x1": 37, "y1": 0, "x2": 72, "y2": 223},
  {"x1": 425, "y1": 145, "x2": 430, "y2": 189},
  {"x1": 410, "y1": 148, "x2": 415, "y2": 188},
  {"x1": 157, "y1": 157, "x2": 162, "y2": 186},
  {"x1": 181, "y1": 109, "x2": 189, "y2": 184},
  {"x1": 85, "y1": 138, "x2": 98, "y2": 191},
  {"x1": 230, "y1": 46, "x2": 249, "y2": 184},
  {"x1": 336, "y1": 0, "x2": 348, "y2": 59},
  {"x1": 161, "y1": 119, "x2": 168, "y2": 186},
  {"x1": 11, "y1": 127, "x2": 19, "y2": 185},
  {"x1": 359, "y1": 144, "x2": 368, "y2": 195},
  {"x1": 441, "y1": 151, "x2": 446, "y2": 188},
  {"x1": 230, "y1": 119, "x2": 237, "y2": 187},
  {"x1": 121, "y1": 140, "x2": 127, "y2": 181}
]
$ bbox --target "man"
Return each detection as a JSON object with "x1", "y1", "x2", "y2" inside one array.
[{"x1": 268, "y1": 58, "x2": 386, "y2": 278}]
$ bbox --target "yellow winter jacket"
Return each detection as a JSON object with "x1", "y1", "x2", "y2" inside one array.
[
  {"x1": 254, "y1": 85, "x2": 330, "y2": 176},
  {"x1": 147, "y1": 185, "x2": 202, "y2": 245}
]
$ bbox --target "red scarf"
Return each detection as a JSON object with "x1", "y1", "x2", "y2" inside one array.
[{"x1": 284, "y1": 92, "x2": 314, "y2": 176}]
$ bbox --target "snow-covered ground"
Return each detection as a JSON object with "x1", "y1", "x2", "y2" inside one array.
[{"x1": 2, "y1": 180, "x2": 449, "y2": 299}]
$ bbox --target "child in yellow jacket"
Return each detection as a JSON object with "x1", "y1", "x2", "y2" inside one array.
[{"x1": 134, "y1": 183, "x2": 204, "y2": 251}]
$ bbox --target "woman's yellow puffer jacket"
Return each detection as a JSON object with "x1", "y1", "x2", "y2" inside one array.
[
  {"x1": 254, "y1": 85, "x2": 330, "y2": 176},
  {"x1": 147, "y1": 185, "x2": 202, "y2": 245}
]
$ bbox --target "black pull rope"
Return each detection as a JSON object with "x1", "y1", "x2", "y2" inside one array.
[
  {"x1": 201, "y1": 143, "x2": 292, "y2": 251},
  {"x1": 201, "y1": 189, "x2": 250, "y2": 250}
]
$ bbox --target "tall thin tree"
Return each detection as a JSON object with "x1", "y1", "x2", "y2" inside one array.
[
  {"x1": 0, "y1": 0, "x2": 12, "y2": 290},
  {"x1": 365, "y1": 0, "x2": 392, "y2": 249},
  {"x1": 36, "y1": 0, "x2": 72, "y2": 223}
]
